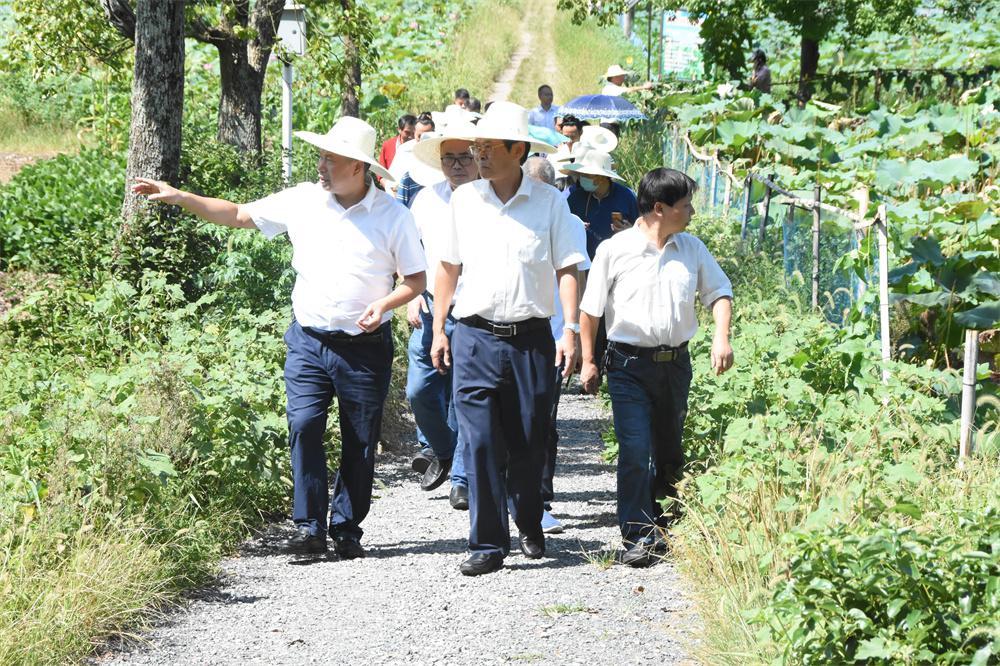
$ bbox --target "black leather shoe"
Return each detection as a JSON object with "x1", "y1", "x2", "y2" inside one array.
[
  {"x1": 420, "y1": 456, "x2": 452, "y2": 491},
  {"x1": 459, "y1": 552, "x2": 504, "y2": 576},
  {"x1": 449, "y1": 484, "x2": 469, "y2": 510},
  {"x1": 333, "y1": 535, "x2": 365, "y2": 560},
  {"x1": 518, "y1": 532, "x2": 545, "y2": 559},
  {"x1": 282, "y1": 526, "x2": 327, "y2": 554},
  {"x1": 411, "y1": 450, "x2": 434, "y2": 474}
]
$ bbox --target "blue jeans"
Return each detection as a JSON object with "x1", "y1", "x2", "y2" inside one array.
[
  {"x1": 284, "y1": 320, "x2": 393, "y2": 540},
  {"x1": 452, "y1": 321, "x2": 555, "y2": 557},
  {"x1": 606, "y1": 344, "x2": 691, "y2": 545},
  {"x1": 404, "y1": 293, "x2": 467, "y2": 486}
]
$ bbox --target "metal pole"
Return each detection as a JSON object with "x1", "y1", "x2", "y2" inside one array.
[
  {"x1": 282, "y1": 60, "x2": 294, "y2": 185},
  {"x1": 740, "y1": 175, "x2": 752, "y2": 241},
  {"x1": 646, "y1": 3, "x2": 654, "y2": 80},
  {"x1": 723, "y1": 167, "x2": 732, "y2": 213},
  {"x1": 877, "y1": 204, "x2": 891, "y2": 384},
  {"x1": 759, "y1": 177, "x2": 773, "y2": 250},
  {"x1": 812, "y1": 183, "x2": 821, "y2": 310},
  {"x1": 709, "y1": 154, "x2": 719, "y2": 211},
  {"x1": 959, "y1": 328, "x2": 979, "y2": 465},
  {"x1": 658, "y1": 11, "x2": 665, "y2": 80}
]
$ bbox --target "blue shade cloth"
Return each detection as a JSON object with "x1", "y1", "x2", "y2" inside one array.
[
  {"x1": 395, "y1": 173, "x2": 424, "y2": 209},
  {"x1": 528, "y1": 124, "x2": 568, "y2": 145},
  {"x1": 559, "y1": 94, "x2": 647, "y2": 121},
  {"x1": 566, "y1": 182, "x2": 640, "y2": 258}
]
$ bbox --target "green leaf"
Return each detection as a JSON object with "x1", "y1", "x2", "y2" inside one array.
[
  {"x1": 954, "y1": 301, "x2": 1000, "y2": 329},
  {"x1": 855, "y1": 637, "x2": 892, "y2": 660},
  {"x1": 884, "y1": 462, "x2": 923, "y2": 485},
  {"x1": 891, "y1": 501, "x2": 923, "y2": 519}
]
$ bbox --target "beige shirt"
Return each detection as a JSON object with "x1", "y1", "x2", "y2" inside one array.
[
  {"x1": 441, "y1": 174, "x2": 586, "y2": 322},
  {"x1": 580, "y1": 227, "x2": 732, "y2": 347}
]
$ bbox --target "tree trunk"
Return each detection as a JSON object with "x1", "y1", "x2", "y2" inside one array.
[
  {"x1": 623, "y1": 5, "x2": 635, "y2": 38},
  {"x1": 216, "y1": 40, "x2": 265, "y2": 152},
  {"x1": 120, "y1": 0, "x2": 185, "y2": 224},
  {"x1": 340, "y1": 0, "x2": 361, "y2": 118},
  {"x1": 798, "y1": 34, "x2": 820, "y2": 104}
]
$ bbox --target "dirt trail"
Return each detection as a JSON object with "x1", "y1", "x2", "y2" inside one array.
[{"x1": 0, "y1": 152, "x2": 58, "y2": 184}]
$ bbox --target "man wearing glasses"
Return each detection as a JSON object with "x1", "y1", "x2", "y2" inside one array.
[
  {"x1": 431, "y1": 102, "x2": 585, "y2": 576},
  {"x1": 404, "y1": 121, "x2": 480, "y2": 505}
]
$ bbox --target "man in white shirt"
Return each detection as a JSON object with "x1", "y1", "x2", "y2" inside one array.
[
  {"x1": 405, "y1": 121, "x2": 480, "y2": 506},
  {"x1": 131, "y1": 116, "x2": 427, "y2": 559},
  {"x1": 579, "y1": 167, "x2": 734, "y2": 568},
  {"x1": 528, "y1": 84, "x2": 559, "y2": 131},
  {"x1": 430, "y1": 102, "x2": 585, "y2": 576}
]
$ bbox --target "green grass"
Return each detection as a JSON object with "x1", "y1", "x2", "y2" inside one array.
[
  {"x1": 0, "y1": 104, "x2": 80, "y2": 154},
  {"x1": 539, "y1": 602, "x2": 590, "y2": 617}
]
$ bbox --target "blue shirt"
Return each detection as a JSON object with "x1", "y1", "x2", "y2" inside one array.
[
  {"x1": 566, "y1": 181, "x2": 639, "y2": 258},
  {"x1": 395, "y1": 173, "x2": 425, "y2": 209}
]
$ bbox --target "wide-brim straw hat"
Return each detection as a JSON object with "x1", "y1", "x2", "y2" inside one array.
[
  {"x1": 431, "y1": 104, "x2": 480, "y2": 129},
  {"x1": 560, "y1": 149, "x2": 624, "y2": 181},
  {"x1": 413, "y1": 121, "x2": 478, "y2": 173},
  {"x1": 580, "y1": 125, "x2": 618, "y2": 152},
  {"x1": 458, "y1": 101, "x2": 556, "y2": 154},
  {"x1": 603, "y1": 64, "x2": 631, "y2": 79},
  {"x1": 294, "y1": 116, "x2": 394, "y2": 182}
]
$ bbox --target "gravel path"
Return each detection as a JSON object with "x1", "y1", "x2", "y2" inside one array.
[{"x1": 100, "y1": 388, "x2": 699, "y2": 665}]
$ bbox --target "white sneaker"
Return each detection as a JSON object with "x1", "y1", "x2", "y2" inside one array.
[{"x1": 541, "y1": 510, "x2": 564, "y2": 534}]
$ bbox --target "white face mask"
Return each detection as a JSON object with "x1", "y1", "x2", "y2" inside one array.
[{"x1": 579, "y1": 176, "x2": 598, "y2": 192}]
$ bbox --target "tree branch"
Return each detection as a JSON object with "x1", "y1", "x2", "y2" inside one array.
[{"x1": 100, "y1": 0, "x2": 136, "y2": 42}]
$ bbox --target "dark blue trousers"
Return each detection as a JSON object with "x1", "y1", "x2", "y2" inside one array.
[
  {"x1": 606, "y1": 344, "x2": 692, "y2": 545},
  {"x1": 451, "y1": 322, "x2": 556, "y2": 557},
  {"x1": 283, "y1": 320, "x2": 393, "y2": 540}
]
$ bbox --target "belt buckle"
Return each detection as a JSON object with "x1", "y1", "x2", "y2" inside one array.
[
  {"x1": 652, "y1": 350, "x2": 674, "y2": 363},
  {"x1": 491, "y1": 322, "x2": 516, "y2": 337}
]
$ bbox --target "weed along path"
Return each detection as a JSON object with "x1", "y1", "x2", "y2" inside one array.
[{"x1": 100, "y1": 390, "x2": 698, "y2": 664}]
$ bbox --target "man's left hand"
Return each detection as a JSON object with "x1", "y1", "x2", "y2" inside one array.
[
  {"x1": 711, "y1": 336, "x2": 734, "y2": 375},
  {"x1": 555, "y1": 333, "x2": 578, "y2": 380},
  {"x1": 357, "y1": 300, "x2": 386, "y2": 333}
]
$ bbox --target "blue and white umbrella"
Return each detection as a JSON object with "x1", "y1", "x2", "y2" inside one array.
[{"x1": 558, "y1": 94, "x2": 647, "y2": 122}]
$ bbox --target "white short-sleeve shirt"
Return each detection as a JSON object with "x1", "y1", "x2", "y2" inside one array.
[
  {"x1": 243, "y1": 181, "x2": 426, "y2": 333},
  {"x1": 441, "y1": 174, "x2": 586, "y2": 322},
  {"x1": 580, "y1": 227, "x2": 733, "y2": 347},
  {"x1": 550, "y1": 214, "x2": 591, "y2": 339},
  {"x1": 409, "y1": 180, "x2": 455, "y2": 298}
]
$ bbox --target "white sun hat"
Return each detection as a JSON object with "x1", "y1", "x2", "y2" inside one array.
[
  {"x1": 462, "y1": 101, "x2": 556, "y2": 154},
  {"x1": 412, "y1": 120, "x2": 478, "y2": 178},
  {"x1": 431, "y1": 104, "x2": 480, "y2": 129},
  {"x1": 580, "y1": 125, "x2": 619, "y2": 152},
  {"x1": 559, "y1": 149, "x2": 624, "y2": 181},
  {"x1": 294, "y1": 116, "x2": 394, "y2": 182},
  {"x1": 603, "y1": 64, "x2": 631, "y2": 79}
]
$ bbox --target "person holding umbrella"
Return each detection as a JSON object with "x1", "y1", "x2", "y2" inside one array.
[{"x1": 601, "y1": 64, "x2": 653, "y2": 97}]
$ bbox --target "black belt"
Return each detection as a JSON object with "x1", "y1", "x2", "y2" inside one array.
[
  {"x1": 609, "y1": 340, "x2": 688, "y2": 362},
  {"x1": 460, "y1": 315, "x2": 549, "y2": 338},
  {"x1": 302, "y1": 321, "x2": 389, "y2": 345}
]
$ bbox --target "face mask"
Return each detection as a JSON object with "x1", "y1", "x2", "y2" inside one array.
[{"x1": 579, "y1": 176, "x2": 598, "y2": 192}]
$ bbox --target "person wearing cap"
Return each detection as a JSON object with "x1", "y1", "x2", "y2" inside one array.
[
  {"x1": 131, "y1": 116, "x2": 427, "y2": 559},
  {"x1": 528, "y1": 84, "x2": 559, "y2": 131},
  {"x1": 601, "y1": 64, "x2": 653, "y2": 97},
  {"x1": 563, "y1": 149, "x2": 639, "y2": 259},
  {"x1": 379, "y1": 114, "x2": 417, "y2": 171},
  {"x1": 750, "y1": 49, "x2": 772, "y2": 94},
  {"x1": 404, "y1": 120, "x2": 480, "y2": 506},
  {"x1": 524, "y1": 156, "x2": 591, "y2": 535},
  {"x1": 430, "y1": 101, "x2": 585, "y2": 576},
  {"x1": 579, "y1": 168, "x2": 733, "y2": 568}
]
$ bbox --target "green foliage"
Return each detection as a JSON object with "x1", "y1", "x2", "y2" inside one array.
[{"x1": 758, "y1": 513, "x2": 1000, "y2": 664}]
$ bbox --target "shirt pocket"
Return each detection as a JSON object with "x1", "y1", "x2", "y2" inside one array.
[
  {"x1": 668, "y1": 268, "x2": 697, "y2": 306},
  {"x1": 515, "y1": 225, "x2": 549, "y2": 264}
]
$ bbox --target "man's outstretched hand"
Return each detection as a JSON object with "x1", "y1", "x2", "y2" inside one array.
[{"x1": 131, "y1": 178, "x2": 183, "y2": 205}]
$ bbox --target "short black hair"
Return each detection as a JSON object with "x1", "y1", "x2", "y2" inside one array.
[
  {"x1": 538, "y1": 84, "x2": 552, "y2": 95},
  {"x1": 637, "y1": 168, "x2": 698, "y2": 215},
  {"x1": 454, "y1": 88, "x2": 470, "y2": 100},
  {"x1": 467, "y1": 97, "x2": 482, "y2": 112},
  {"x1": 560, "y1": 114, "x2": 586, "y2": 131},
  {"x1": 416, "y1": 111, "x2": 435, "y2": 129},
  {"x1": 398, "y1": 114, "x2": 416, "y2": 130},
  {"x1": 752, "y1": 49, "x2": 767, "y2": 64},
  {"x1": 502, "y1": 140, "x2": 530, "y2": 166}
]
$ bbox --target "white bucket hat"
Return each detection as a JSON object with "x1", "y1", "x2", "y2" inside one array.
[
  {"x1": 580, "y1": 125, "x2": 618, "y2": 152},
  {"x1": 463, "y1": 101, "x2": 556, "y2": 154},
  {"x1": 431, "y1": 104, "x2": 480, "y2": 129},
  {"x1": 603, "y1": 64, "x2": 631, "y2": 79},
  {"x1": 560, "y1": 149, "x2": 624, "y2": 182},
  {"x1": 294, "y1": 116, "x2": 394, "y2": 183}
]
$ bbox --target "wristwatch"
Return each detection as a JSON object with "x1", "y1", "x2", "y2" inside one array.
[{"x1": 564, "y1": 323, "x2": 581, "y2": 334}]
